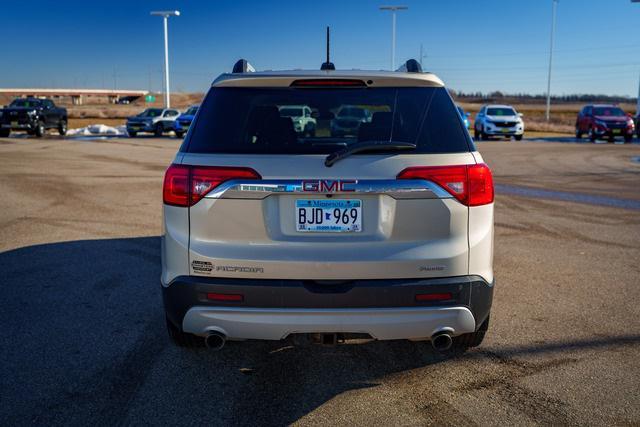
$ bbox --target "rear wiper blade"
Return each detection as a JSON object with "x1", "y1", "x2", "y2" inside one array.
[{"x1": 324, "y1": 141, "x2": 416, "y2": 167}]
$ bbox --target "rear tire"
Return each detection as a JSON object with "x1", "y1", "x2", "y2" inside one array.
[
  {"x1": 175, "y1": 130, "x2": 184, "y2": 138},
  {"x1": 589, "y1": 127, "x2": 597, "y2": 142},
  {"x1": 154, "y1": 123, "x2": 163, "y2": 137},
  {"x1": 624, "y1": 135, "x2": 632, "y2": 143},
  {"x1": 515, "y1": 134, "x2": 523, "y2": 141},
  {"x1": 58, "y1": 120, "x2": 67, "y2": 136},
  {"x1": 575, "y1": 128, "x2": 582, "y2": 139},
  {"x1": 166, "y1": 316, "x2": 204, "y2": 348},
  {"x1": 449, "y1": 315, "x2": 490, "y2": 353},
  {"x1": 34, "y1": 121, "x2": 45, "y2": 137},
  {"x1": 128, "y1": 131, "x2": 137, "y2": 137},
  {"x1": 0, "y1": 129, "x2": 9, "y2": 137},
  {"x1": 474, "y1": 127, "x2": 480, "y2": 140}
]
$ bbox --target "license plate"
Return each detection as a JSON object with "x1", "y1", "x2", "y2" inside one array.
[
  {"x1": 296, "y1": 199, "x2": 362, "y2": 232},
  {"x1": 11, "y1": 121, "x2": 18, "y2": 127},
  {"x1": 612, "y1": 129, "x2": 621, "y2": 134},
  {"x1": 501, "y1": 128, "x2": 510, "y2": 133}
]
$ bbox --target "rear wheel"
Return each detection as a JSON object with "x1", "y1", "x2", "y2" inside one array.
[
  {"x1": 175, "y1": 130, "x2": 184, "y2": 138},
  {"x1": 515, "y1": 134, "x2": 523, "y2": 141},
  {"x1": 589, "y1": 127, "x2": 597, "y2": 142},
  {"x1": 0, "y1": 129, "x2": 9, "y2": 137},
  {"x1": 154, "y1": 123, "x2": 163, "y2": 137},
  {"x1": 128, "y1": 131, "x2": 137, "y2": 137},
  {"x1": 34, "y1": 121, "x2": 45, "y2": 137},
  {"x1": 481, "y1": 129, "x2": 489, "y2": 141},
  {"x1": 166, "y1": 316, "x2": 204, "y2": 348},
  {"x1": 58, "y1": 120, "x2": 67, "y2": 136},
  {"x1": 624, "y1": 135, "x2": 632, "y2": 143},
  {"x1": 474, "y1": 127, "x2": 480, "y2": 140},
  {"x1": 575, "y1": 128, "x2": 582, "y2": 139}
]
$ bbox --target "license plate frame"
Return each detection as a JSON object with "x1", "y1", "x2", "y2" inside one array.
[{"x1": 295, "y1": 199, "x2": 362, "y2": 233}]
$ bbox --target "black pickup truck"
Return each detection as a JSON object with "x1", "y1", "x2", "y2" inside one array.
[{"x1": 0, "y1": 98, "x2": 68, "y2": 137}]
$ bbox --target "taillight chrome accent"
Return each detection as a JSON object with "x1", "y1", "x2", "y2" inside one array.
[
  {"x1": 163, "y1": 164, "x2": 261, "y2": 207},
  {"x1": 397, "y1": 163, "x2": 494, "y2": 206}
]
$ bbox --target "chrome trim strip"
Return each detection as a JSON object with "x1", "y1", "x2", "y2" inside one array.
[{"x1": 205, "y1": 179, "x2": 451, "y2": 200}]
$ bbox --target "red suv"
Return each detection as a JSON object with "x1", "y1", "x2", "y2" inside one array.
[{"x1": 575, "y1": 104, "x2": 635, "y2": 143}]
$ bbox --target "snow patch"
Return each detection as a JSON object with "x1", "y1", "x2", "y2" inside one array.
[{"x1": 66, "y1": 124, "x2": 127, "y2": 136}]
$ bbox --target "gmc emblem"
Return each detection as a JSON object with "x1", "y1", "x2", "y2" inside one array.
[{"x1": 302, "y1": 179, "x2": 356, "y2": 192}]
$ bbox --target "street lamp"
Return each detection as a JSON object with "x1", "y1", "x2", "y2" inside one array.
[
  {"x1": 151, "y1": 10, "x2": 180, "y2": 108},
  {"x1": 545, "y1": 0, "x2": 558, "y2": 122},
  {"x1": 379, "y1": 6, "x2": 408, "y2": 70},
  {"x1": 632, "y1": 0, "x2": 640, "y2": 116}
]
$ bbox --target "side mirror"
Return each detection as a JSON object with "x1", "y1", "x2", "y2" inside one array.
[{"x1": 518, "y1": 113, "x2": 524, "y2": 117}]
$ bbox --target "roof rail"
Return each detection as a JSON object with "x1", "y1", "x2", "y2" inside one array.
[
  {"x1": 320, "y1": 62, "x2": 335, "y2": 70},
  {"x1": 396, "y1": 59, "x2": 423, "y2": 73},
  {"x1": 232, "y1": 59, "x2": 255, "y2": 73}
]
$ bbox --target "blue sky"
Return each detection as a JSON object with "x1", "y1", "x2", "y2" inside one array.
[{"x1": 2, "y1": 0, "x2": 639, "y2": 97}]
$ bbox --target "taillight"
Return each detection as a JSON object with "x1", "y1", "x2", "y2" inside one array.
[
  {"x1": 290, "y1": 79, "x2": 367, "y2": 87},
  {"x1": 397, "y1": 163, "x2": 494, "y2": 206},
  {"x1": 163, "y1": 164, "x2": 261, "y2": 207}
]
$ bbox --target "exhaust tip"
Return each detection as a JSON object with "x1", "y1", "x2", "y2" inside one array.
[
  {"x1": 205, "y1": 331, "x2": 226, "y2": 350},
  {"x1": 431, "y1": 332, "x2": 453, "y2": 352}
]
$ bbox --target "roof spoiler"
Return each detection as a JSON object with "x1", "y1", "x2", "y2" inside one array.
[
  {"x1": 396, "y1": 59, "x2": 423, "y2": 73},
  {"x1": 232, "y1": 59, "x2": 255, "y2": 73}
]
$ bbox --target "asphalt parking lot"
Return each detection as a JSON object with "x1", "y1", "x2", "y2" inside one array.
[{"x1": 1, "y1": 135, "x2": 639, "y2": 426}]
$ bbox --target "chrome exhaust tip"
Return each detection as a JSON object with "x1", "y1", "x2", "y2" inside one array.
[
  {"x1": 205, "y1": 331, "x2": 226, "y2": 350},
  {"x1": 431, "y1": 332, "x2": 453, "y2": 352}
]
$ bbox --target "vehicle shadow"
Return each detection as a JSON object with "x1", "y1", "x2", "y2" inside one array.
[{"x1": 1, "y1": 237, "x2": 638, "y2": 425}]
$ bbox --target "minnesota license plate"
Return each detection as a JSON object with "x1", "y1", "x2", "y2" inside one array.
[{"x1": 296, "y1": 199, "x2": 362, "y2": 232}]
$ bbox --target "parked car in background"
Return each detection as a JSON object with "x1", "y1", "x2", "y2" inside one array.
[
  {"x1": 474, "y1": 105, "x2": 524, "y2": 141},
  {"x1": 330, "y1": 105, "x2": 372, "y2": 137},
  {"x1": 126, "y1": 108, "x2": 180, "y2": 137},
  {"x1": 457, "y1": 105, "x2": 471, "y2": 129},
  {"x1": 174, "y1": 105, "x2": 199, "y2": 138},
  {"x1": 278, "y1": 105, "x2": 317, "y2": 136},
  {"x1": 575, "y1": 104, "x2": 634, "y2": 143},
  {"x1": 0, "y1": 97, "x2": 67, "y2": 137}
]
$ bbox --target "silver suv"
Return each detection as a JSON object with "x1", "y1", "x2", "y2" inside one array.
[{"x1": 162, "y1": 59, "x2": 495, "y2": 352}]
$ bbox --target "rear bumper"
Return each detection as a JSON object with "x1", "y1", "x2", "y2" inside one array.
[
  {"x1": 163, "y1": 275, "x2": 493, "y2": 340},
  {"x1": 183, "y1": 306, "x2": 476, "y2": 340}
]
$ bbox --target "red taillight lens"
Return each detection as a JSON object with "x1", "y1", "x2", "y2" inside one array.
[
  {"x1": 415, "y1": 292, "x2": 453, "y2": 302},
  {"x1": 467, "y1": 163, "x2": 494, "y2": 206},
  {"x1": 190, "y1": 166, "x2": 261, "y2": 205},
  {"x1": 162, "y1": 164, "x2": 261, "y2": 207},
  {"x1": 397, "y1": 163, "x2": 494, "y2": 206},
  {"x1": 163, "y1": 164, "x2": 190, "y2": 207},
  {"x1": 290, "y1": 79, "x2": 367, "y2": 87},
  {"x1": 206, "y1": 292, "x2": 244, "y2": 302}
]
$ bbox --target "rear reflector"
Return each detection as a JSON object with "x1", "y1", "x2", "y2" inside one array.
[
  {"x1": 206, "y1": 292, "x2": 244, "y2": 302},
  {"x1": 163, "y1": 164, "x2": 261, "y2": 207},
  {"x1": 397, "y1": 163, "x2": 494, "y2": 206},
  {"x1": 290, "y1": 79, "x2": 367, "y2": 87},
  {"x1": 415, "y1": 292, "x2": 453, "y2": 302}
]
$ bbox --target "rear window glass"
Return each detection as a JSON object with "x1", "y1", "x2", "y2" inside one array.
[{"x1": 183, "y1": 86, "x2": 473, "y2": 154}]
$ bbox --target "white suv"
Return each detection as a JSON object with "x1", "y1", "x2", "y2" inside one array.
[
  {"x1": 161, "y1": 59, "x2": 495, "y2": 352},
  {"x1": 474, "y1": 104, "x2": 524, "y2": 141}
]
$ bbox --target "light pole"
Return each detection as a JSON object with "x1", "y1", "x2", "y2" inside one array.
[
  {"x1": 633, "y1": 0, "x2": 640, "y2": 116},
  {"x1": 545, "y1": 0, "x2": 559, "y2": 122},
  {"x1": 151, "y1": 10, "x2": 180, "y2": 108},
  {"x1": 380, "y1": 6, "x2": 408, "y2": 70}
]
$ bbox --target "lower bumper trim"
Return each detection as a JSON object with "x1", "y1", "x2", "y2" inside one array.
[{"x1": 182, "y1": 306, "x2": 476, "y2": 340}]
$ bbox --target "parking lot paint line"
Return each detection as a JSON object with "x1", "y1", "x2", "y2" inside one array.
[{"x1": 495, "y1": 184, "x2": 640, "y2": 211}]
